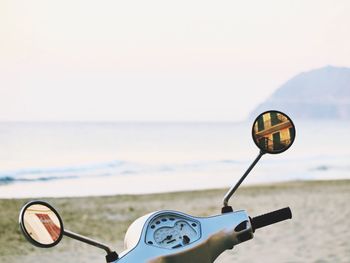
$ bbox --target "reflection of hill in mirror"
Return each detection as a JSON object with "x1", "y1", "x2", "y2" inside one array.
[{"x1": 250, "y1": 66, "x2": 350, "y2": 120}]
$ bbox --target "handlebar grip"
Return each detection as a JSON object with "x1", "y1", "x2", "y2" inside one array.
[{"x1": 251, "y1": 207, "x2": 292, "y2": 231}]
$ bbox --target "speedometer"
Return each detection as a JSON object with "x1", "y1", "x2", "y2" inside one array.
[{"x1": 145, "y1": 212, "x2": 201, "y2": 249}]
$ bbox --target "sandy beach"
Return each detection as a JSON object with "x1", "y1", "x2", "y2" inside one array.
[{"x1": 1, "y1": 180, "x2": 349, "y2": 263}]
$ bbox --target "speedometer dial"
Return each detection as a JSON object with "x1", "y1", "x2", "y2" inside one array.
[
  {"x1": 145, "y1": 212, "x2": 201, "y2": 249},
  {"x1": 154, "y1": 227, "x2": 181, "y2": 247}
]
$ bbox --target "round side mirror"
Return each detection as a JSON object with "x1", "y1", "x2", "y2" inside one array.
[
  {"x1": 19, "y1": 201, "x2": 64, "y2": 248},
  {"x1": 252, "y1": 110, "x2": 296, "y2": 154}
]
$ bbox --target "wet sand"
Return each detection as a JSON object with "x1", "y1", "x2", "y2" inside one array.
[{"x1": 1, "y1": 180, "x2": 349, "y2": 263}]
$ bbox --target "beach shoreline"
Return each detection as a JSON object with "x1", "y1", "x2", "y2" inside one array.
[{"x1": 1, "y1": 179, "x2": 350, "y2": 263}]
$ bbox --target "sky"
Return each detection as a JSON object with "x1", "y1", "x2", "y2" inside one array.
[{"x1": 0, "y1": 0, "x2": 349, "y2": 122}]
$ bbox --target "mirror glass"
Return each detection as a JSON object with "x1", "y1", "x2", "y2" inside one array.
[
  {"x1": 19, "y1": 201, "x2": 63, "y2": 247},
  {"x1": 252, "y1": 110, "x2": 295, "y2": 154}
]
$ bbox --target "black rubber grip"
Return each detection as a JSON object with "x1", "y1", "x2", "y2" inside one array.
[{"x1": 251, "y1": 207, "x2": 292, "y2": 231}]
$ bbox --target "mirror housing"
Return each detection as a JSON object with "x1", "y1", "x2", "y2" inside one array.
[
  {"x1": 19, "y1": 200, "x2": 64, "y2": 248},
  {"x1": 252, "y1": 110, "x2": 296, "y2": 154}
]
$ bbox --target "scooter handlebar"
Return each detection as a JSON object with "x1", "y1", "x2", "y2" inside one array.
[{"x1": 251, "y1": 207, "x2": 292, "y2": 232}]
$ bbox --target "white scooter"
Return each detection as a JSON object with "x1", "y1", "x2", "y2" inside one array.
[{"x1": 19, "y1": 110, "x2": 295, "y2": 263}]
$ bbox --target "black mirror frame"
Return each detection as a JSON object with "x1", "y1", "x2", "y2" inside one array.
[
  {"x1": 251, "y1": 110, "x2": 296, "y2": 154},
  {"x1": 19, "y1": 200, "x2": 64, "y2": 248}
]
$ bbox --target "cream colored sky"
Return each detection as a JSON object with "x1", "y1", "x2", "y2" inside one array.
[{"x1": 0, "y1": 0, "x2": 349, "y2": 121}]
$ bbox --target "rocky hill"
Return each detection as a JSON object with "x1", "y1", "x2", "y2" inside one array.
[{"x1": 250, "y1": 66, "x2": 350, "y2": 119}]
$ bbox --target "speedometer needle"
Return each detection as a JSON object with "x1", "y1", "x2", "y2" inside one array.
[{"x1": 161, "y1": 235, "x2": 173, "y2": 243}]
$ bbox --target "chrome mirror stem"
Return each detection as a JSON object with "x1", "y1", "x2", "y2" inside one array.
[
  {"x1": 222, "y1": 151, "x2": 264, "y2": 210},
  {"x1": 63, "y1": 230, "x2": 119, "y2": 262}
]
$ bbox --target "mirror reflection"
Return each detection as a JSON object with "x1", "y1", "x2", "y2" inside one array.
[
  {"x1": 252, "y1": 111, "x2": 295, "y2": 154},
  {"x1": 21, "y1": 203, "x2": 63, "y2": 246}
]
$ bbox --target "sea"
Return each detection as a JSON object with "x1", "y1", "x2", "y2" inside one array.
[{"x1": 0, "y1": 120, "x2": 349, "y2": 198}]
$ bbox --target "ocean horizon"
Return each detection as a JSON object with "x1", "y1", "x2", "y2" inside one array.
[{"x1": 1, "y1": 120, "x2": 349, "y2": 198}]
